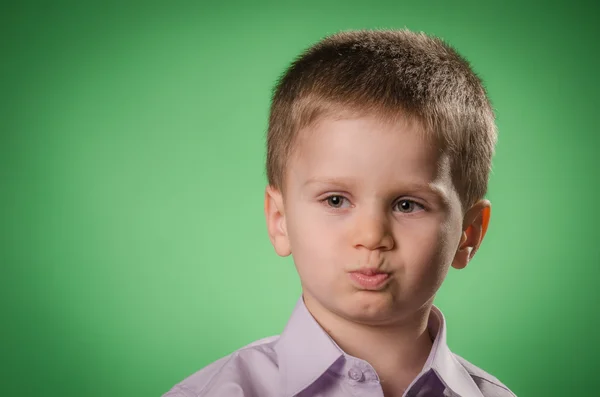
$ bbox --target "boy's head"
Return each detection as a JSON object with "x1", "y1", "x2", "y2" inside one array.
[{"x1": 264, "y1": 30, "x2": 496, "y2": 325}]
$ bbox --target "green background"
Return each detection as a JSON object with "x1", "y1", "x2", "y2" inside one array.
[{"x1": 2, "y1": 1, "x2": 598, "y2": 396}]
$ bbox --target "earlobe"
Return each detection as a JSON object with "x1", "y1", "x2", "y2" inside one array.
[
  {"x1": 264, "y1": 185, "x2": 292, "y2": 257},
  {"x1": 451, "y1": 200, "x2": 491, "y2": 270}
]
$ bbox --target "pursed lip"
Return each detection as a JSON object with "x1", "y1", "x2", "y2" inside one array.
[
  {"x1": 348, "y1": 268, "x2": 391, "y2": 290},
  {"x1": 351, "y1": 268, "x2": 389, "y2": 276}
]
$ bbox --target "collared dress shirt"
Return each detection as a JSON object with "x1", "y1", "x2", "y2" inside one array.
[{"x1": 164, "y1": 298, "x2": 516, "y2": 397}]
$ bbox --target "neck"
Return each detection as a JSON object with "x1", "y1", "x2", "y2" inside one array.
[{"x1": 303, "y1": 293, "x2": 434, "y2": 392}]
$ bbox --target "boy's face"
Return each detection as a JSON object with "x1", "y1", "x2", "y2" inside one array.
[{"x1": 266, "y1": 114, "x2": 486, "y2": 325}]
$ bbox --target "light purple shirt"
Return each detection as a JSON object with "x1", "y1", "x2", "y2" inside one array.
[{"x1": 164, "y1": 298, "x2": 515, "y2": 397}]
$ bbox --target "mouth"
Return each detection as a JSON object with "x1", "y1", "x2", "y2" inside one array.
[{"x1": 348, "y1": 269, "x2": 391, "y2": 290}]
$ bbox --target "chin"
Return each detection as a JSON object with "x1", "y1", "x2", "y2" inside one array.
[
  {"x1": 336, "y1": 293, "x2": 402, "y2": 324},
  {"x1": 344, "y1": 309, "x2": 400, "y2": 326}
]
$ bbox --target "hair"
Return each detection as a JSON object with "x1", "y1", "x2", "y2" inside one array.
[{"x1": 266, "y1": 29, "x2": 497, "y2": 211}]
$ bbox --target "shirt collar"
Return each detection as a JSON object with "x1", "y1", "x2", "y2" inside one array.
[
  {"x1": 275, "y1": 297, "x2": 483, "y2": 397},
  {"x1": 424, "y1": 306, "x2": 484, "y2": 397},
  {"x1": 274, "y1": 297, "x2": 344, "y2": 397}
]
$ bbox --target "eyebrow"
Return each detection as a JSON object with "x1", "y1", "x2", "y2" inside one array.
[
  {"x1": 303, "y1": 177, "x2": 451, "y2": 205},
  {"x1": 303, "y1": 177, "x2": 356, "y2": 189}
]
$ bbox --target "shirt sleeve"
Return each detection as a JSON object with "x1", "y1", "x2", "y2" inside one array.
[
  {"x1": 161, "y1": 354, "x2": 250, "y2": 397},
  {"x1": 163, "y1": 382, "x2": 247, "y2": 397}
]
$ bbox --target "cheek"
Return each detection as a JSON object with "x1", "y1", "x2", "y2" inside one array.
[
  {"x1": 398, "y1": 217, "x2": 458, "y2": 283},
  {"x1": 289, "y1": 202, "x2": 346, "y2": 247},
  {"x1": 286, "y1": 208, "x2": 345, "y2": 276}
]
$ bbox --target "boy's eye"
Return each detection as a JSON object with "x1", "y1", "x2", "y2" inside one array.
[
  {"x1": 394, "y1": 199, "x2": 424, "y2": 213},
  {"x1": 323, "y1": 196, "x2": 424, "y2": 213},
  {"x1": 325, "y1": 195, "x2": 347, "y2": 208}
]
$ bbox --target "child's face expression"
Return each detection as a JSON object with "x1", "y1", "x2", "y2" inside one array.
[{"x1": 277, "y1": 115, "x2": 465, "y2": 324}]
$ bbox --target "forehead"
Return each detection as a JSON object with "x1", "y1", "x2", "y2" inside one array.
[{"x1": 287, "y1": 115, "x2": 451, "y2": 189}]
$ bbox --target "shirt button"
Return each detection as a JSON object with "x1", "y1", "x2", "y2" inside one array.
[{"x1": 348, "y1": 367, "x2": 365, "y2": 382}]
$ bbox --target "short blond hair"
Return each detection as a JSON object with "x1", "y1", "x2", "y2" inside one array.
[{"x1": 266, "y1": 29, "x2": 497, "y2": 211}]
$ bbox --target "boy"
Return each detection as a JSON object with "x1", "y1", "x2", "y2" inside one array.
[{"x1": 164, "y1": 29, "x2": 515, "y2": 397}]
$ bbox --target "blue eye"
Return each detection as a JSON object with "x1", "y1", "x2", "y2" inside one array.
[{"x1": 395, "y1": 199, "x2": 424, "y2": 213}]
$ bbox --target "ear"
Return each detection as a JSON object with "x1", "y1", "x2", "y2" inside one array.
[
  {"x1": 451, "y1": 199, "x2": 491, "y2": 270},
  {"x1": 264, "y1": 185, "x2": 292, "y2": 257}
]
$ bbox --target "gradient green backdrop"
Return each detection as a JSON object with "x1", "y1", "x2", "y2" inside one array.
[{"x1": 2, "y1": 1, "x2": 598, "y2": 396}]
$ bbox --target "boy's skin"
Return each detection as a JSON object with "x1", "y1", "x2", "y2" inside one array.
[{"x1": 265, "y1": 113, "x2": 491, "y2": 396}]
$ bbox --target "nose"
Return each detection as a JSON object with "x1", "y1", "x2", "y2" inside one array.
[{"x1": 351, "y1": 209, "x2": 395, "y2": 251}]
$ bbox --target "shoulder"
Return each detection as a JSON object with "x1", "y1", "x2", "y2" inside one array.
[
  {"x1": 162, "y1": 335, "x2": 280, "y2": 397},
  {"x1": 452, "y1": 353, "x2": 517, "y2": 397}
]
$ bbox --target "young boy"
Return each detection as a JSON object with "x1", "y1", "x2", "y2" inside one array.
[{"x1": 164, "y1": 29, "x2": 516, "y2": 397}]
